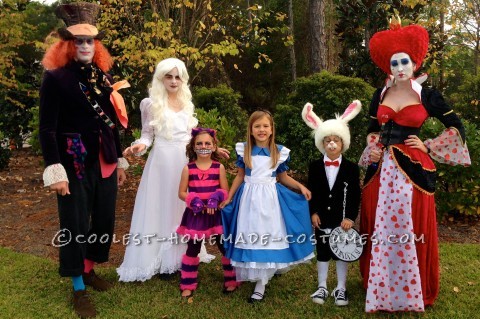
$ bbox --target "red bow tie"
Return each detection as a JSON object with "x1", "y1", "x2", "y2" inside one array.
[{"x1": 325, "y1": 160, "x2": 339, "y2": 167}]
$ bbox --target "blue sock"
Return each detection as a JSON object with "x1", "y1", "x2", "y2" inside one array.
[{"x1": 72, "y1": 275, "x2": 85, "y2": 291}]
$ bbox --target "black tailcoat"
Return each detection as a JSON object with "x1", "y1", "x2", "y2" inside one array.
[{"x1": 307, "y1": 157, "x2": 361, "y2": 229}]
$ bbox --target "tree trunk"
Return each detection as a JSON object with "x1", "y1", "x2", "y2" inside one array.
[
  {"x1": 439, "y1": 5, "x2": 445, "y2": 89},
  {"x1": 288, "y1": 0, "x2": 297, "y2": 81},
  {"x1": 324, "y1": 0, "x2": 339, "y2": 72},
  {"x1": 309, "y1": 0, "x2": 327, "y2": 73},
  {"x1": 475, "y1": 23, "x2": 479, "y2": 76}
]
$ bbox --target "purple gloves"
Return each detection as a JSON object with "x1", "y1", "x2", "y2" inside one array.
[
  {"x1": 207, "y1": 190, "x2": 227, "y2": 209},
  {"x1": 186, "y1": 190, "x2": 228, "y2": 213},
  {"x1": 186, "y1": 192, "x2": 204, "y2": 214},
  {"x1": 190, "y1": 197, "x2": 204, "y2": 214}
]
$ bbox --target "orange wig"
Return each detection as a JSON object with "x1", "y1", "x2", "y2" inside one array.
[{"x1": 42, "y1": 39, "x2": 113, "y2": 72}]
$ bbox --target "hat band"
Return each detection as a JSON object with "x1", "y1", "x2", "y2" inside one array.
[{"x1": 66, "y1": 24, "x2": 99, "y2": 37}]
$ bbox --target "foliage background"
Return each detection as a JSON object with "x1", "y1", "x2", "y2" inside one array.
[{"x1": 0, "y1": 0, "x2": 478, "y2": 217}]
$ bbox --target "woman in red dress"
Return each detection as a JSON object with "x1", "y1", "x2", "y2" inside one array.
[{"x1": 359, "y1": 18, "x2": 471, "y2": 312}]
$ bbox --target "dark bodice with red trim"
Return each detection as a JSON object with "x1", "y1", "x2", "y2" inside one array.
[{"x1": 363, "y1": 88, "x2": 464, "y2": 194}]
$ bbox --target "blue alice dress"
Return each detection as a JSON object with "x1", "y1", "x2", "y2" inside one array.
[{"x1": 222, "y1": 143, "x2": 314, "y2": 285}]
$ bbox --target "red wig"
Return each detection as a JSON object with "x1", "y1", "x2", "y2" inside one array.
[
  {"x1": 369, "y1": 21, "x2": 429, "y2": 75},
  {"x1": 42, "y1": 39, "x2": 113, "y2": 72}
]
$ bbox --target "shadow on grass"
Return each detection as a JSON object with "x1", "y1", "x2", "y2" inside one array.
[{"x1": 0, "y1": 243, "x2": 478, "y2": 318}]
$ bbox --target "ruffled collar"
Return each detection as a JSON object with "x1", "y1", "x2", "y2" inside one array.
[
  {"x1": 252, "y1": 145, "x2": 271, "y2": 156},
  {"x1": 379, "y1": 74, "x2": 427, "y2": 102}
]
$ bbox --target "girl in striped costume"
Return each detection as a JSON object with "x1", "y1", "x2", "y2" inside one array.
[{"x1": 177, "y1": 128, "x2": 239, "y2": 298}]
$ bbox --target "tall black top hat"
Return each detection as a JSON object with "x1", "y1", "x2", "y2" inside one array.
[{"x1": 55, "y1": 2, "x2": 104, "y2": 40}]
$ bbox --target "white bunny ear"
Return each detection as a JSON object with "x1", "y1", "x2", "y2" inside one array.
[
  {"x1": 340, "y1": 100, "x2": 362, "y2": 123},
  {"x1": 302, "y1": 102, "x2": 323, "y2": 130}
]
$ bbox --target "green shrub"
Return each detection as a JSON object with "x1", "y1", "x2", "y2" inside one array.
[
  {"x1": 193, "y1": 85, "x2": 247, "y2": 143},
  {"x1": 421, "y1": 118, "x2": 480, "y2": 218},
  {"x1": 275, "y1": 71, "x2": 376, "y2": 178},
  {"x1": 195, "y1": 108, "x2": 237, "y2": 155}
]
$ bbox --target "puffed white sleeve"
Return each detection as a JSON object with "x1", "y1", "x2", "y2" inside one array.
[{"x1": 131, "y1": 98, "x2": 154, "y2": 155}]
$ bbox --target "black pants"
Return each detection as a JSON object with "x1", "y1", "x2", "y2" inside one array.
[
  {"x1": 186, "y1": 235, "x2": 226, "y2": 257},
  {"x1": 314, "y1": 228, "x2": 339, "y2": 262},
  {"x1": 56, "y1": 162, "x2": 117, "y2": 277}
]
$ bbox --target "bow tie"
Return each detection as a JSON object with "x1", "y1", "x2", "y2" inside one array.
[{"x1": 325, "y1": 160, "x2": 339, "y2": 167}]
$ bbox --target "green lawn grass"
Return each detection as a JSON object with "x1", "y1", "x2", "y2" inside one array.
[{"x1": 0, "y1": 243, "x2": 478, "y2": 318}]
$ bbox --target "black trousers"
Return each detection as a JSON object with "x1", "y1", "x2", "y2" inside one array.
[
  {"x1": 56, "y1": 161, "x2": 117, "y2": 277},
  {"x1": 314, "y1": 228, "x2": 340, "y2": 262},
  {"x1": 186, "y1": 235, "x2": 226, "y2": 257}
]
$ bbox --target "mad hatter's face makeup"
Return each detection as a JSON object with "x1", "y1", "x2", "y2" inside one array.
[{"x1": 75, "y1": 37, "x2": 95, "y2": 64}]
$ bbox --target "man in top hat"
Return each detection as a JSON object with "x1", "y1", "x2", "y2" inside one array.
[{"x1": 39, "y1": 2, "x2": 129, "y2": 317}]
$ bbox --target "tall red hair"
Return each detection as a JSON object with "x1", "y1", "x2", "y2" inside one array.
[{"x1": 42, "y1": 39, "x2": 113, "y2": 72}]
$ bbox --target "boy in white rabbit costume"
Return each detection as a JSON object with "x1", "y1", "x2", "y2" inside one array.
[{"x1": 302, "y1": 101, "x2": 362, "y2": 306}]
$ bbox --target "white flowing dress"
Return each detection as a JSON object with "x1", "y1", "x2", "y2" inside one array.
[{"x1": 117, "y1": 99, "x2": 213, "y2": 282}]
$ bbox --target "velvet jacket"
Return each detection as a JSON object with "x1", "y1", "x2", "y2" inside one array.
[{"x1": 39, "y1": 61, "x2": 122, "y2": 171}]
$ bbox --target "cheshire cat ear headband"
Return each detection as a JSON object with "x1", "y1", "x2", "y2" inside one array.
[{"x1": 191, "y1": 127, "x2": 216, "y2": 139}]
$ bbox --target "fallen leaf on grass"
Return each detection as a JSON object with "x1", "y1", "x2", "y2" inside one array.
[
  {"x1": 187, "y1": 297, "x2": 194, "y2": 303},
  {"x1": 453, "y1": 286, "x2": 460, "y2": 293},
  {"x1": 467, "y1": 282, "x2": 475, "y2": 286}
]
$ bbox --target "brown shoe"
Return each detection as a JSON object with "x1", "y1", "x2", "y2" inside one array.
[
  {"x1": 82, "y1": 270, "x2": 113, "y2": 292},
  {"x1": 72, "y1": 290, "x2": 96, "y2": 318}
]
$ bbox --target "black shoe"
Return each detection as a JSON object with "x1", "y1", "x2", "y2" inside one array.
[
  {"x1": 310, "y1": 286, "x2": 329, "y2": 305},
  {"x1": 248, "y1": 292, "x2": 264, "y2": 304},
  {"x1": 332, "y1": 288, "x2": 349, "y2": 306}
]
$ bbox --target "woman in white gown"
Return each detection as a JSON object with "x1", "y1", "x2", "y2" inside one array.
[{"x1": 117, "y1": 58, "x2": 214, "y2": 282}]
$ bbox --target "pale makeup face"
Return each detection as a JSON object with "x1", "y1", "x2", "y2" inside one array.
[
  {"x1": 194, "y1": 133, "x2": 216, "y2": 157},
  {"x1": 390, "y1": 52, "x2": 416, "y2": 82},
  {"x1": 251, "y1": 116, "x2": 272, "y2": 147},
  {"x1": 163, "y1": 67, "x2": 182, "y2": 95},
  {"x1": 74, "y1": 37, "x2": 95, "y2": 64},
  {"x1": 323, "y1": 135, "x2": 342, "y2": 159}
]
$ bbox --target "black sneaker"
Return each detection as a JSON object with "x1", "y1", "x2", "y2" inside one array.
[
  {"x1": 332, "y1": 287, "x2": 349, "y2": 306},
  {"x1": 310, "y1": 286, "x2": 328, "y2": 305}
]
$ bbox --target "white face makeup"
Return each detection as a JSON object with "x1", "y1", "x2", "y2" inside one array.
[
  {"x1": 74, "y1": 37, "x2": 95, "y2": 64},
  {"x1": 390, "y1": 52, "x2": 416, "y2": 82},
  {"x1": 323, "y1": 135, "x2": 342, "y2": 159},
  {"x1": 163, "y1": 67, "x2": 182, "y2": 95}
]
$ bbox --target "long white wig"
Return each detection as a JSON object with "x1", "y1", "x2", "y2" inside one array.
[{"x1": 149, "y1": 58, "x2": 198, "y2": 139}]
